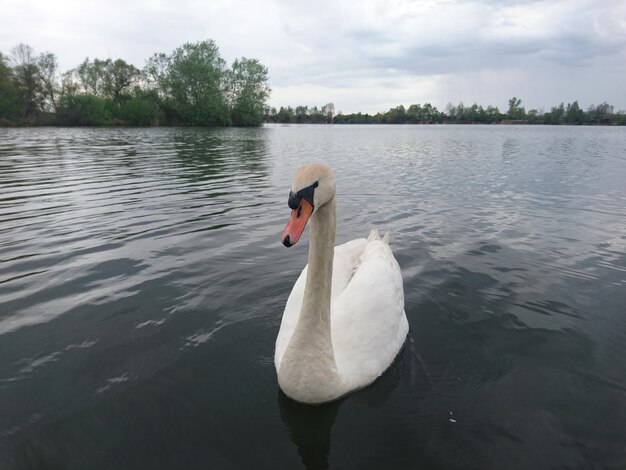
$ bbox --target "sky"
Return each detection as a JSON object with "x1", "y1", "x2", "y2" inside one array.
[{"x1": 1, "y1": 0, "x2": 625, "y2": 114}]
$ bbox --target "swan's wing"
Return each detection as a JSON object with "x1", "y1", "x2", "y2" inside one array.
[
  {"x1": 275, "y1": 264, "x2": 307, "y2": 370},
  {"x1": 330, "y1": 238, "x2": 368, "y2": 304},
  {"x1": 331, "y1": 239, "x2": 408, "y2": 389},
  {"x1": 274, "y1": 238, "x2": 367, "y2": 369}
]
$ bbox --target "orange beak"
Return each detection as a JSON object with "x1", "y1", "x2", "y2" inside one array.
[{"x1": 281, "y1": 199, "x2": 313, "y2": 247}]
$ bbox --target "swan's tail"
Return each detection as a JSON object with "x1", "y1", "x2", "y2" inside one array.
[
  {"x1": 367, "y1": 228, "x2": 391, "y2": 245},
  {"x1": 367, "y1": 227, "x2": 380, "y2": 242}
]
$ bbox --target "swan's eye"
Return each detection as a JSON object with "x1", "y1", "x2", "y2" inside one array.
[{"x1": 288, "y1": 182, "x2": 317, "y2": 210}]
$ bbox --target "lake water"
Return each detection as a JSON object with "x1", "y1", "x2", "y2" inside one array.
[{"x1": 0, "y1": 124, "x2": 625, "y2": 469}]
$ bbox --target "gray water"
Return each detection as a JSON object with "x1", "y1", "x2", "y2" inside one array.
[{"x1": 0, "y1": 125, "x2": 625, "y2": 469}]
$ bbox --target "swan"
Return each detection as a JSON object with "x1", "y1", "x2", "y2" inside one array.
[{"x1": 275, "y1": 163, "x2": 408, "y2": 404}]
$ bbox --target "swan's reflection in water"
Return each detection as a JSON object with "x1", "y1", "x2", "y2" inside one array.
[
  {"x1": 278, "y1": 392, "x2": 340, "y2": 470},
  {"x1": 278, "y1": 334, "x2": 428, "y2": 470}
]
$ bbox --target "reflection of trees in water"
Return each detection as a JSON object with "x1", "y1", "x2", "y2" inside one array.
[{"x1": 171, "y1": 127, "x2": 270, "y2": 182}]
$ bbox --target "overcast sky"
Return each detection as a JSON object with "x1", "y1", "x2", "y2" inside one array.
[{"x1": 2, "y1": 0, "x2": 625, "y2": 113}]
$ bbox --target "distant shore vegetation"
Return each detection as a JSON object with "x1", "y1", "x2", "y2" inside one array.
[
  {"x1": 2, "y1": 41, "x2": 624, "y2": 128},
  {"x1": 265, "y1": 98, "x2": 626, "y2": 126},
  {"x1": 0, "y1": 40, "x2": 270, "y2": 127}
]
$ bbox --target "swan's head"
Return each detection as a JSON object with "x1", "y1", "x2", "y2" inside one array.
[{"x1": 281, "y1": 163, "x2": 335, "y2": 247}]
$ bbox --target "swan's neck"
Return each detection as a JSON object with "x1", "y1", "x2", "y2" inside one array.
[
  {"x1": 302, "y1": 197, "x2": 336, "y2": 331},
  {"x1": 278, "y1": 198, "x2": 341, "y2": 403}
]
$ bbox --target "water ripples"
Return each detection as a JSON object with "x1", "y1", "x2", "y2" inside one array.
[{"x1": 1, "y1": 125, "x2": 625, "y2": 468}]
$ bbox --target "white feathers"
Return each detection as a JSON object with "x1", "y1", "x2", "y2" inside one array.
[
  {"x1": 274, "y1": 163, "x2": 408, "y2": 404},
  {"x1": 275, "y1": 230, "x2": 408, "y2": 402}
]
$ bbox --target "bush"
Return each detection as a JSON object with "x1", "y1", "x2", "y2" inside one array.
[
  {"x1": 57, "y1": 94, "x2": 110, "y2": 126},
  {"x1": 119, "y1": 93, "x2": 163, "y2": 126}
]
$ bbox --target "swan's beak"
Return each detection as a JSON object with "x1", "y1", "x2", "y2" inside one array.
[{"x1": 281, "y1": 199, "x2": 313, "y2": 247}]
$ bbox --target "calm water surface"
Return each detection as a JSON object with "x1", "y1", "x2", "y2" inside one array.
[{"x1": 0, "y1": 125, "x2": 625, "y2": 469}]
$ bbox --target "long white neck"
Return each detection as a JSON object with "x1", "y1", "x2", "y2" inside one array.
[{"x1": 277, "y1": 198, "x2": 341, "y2": 404}]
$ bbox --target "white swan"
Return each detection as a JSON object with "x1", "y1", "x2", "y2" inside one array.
[{"x1": 275, "y1": 163, "x2": 408, "y2": 404}]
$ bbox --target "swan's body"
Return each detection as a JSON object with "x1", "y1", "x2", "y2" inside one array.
[{"x1": 275, "y1": 163, "x2": 408, "y2": 404}]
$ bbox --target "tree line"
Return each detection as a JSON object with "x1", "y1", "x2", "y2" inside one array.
[
  {"x1": 0, "y1": 40, "x2": 270, "y2": 127},
  {"x1": 266, "y1": 97, "x2": 626, "y2": 125}
]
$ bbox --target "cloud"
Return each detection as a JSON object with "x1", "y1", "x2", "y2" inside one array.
[{"x1": 1, "y1": 0, "x2": 624, "y2": 113}]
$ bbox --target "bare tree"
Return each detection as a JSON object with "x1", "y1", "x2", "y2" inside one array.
[
  {"x1": 11, "y1": 43, "x2": 42, "y2": 117},
  {"x1": 76, "y1": 58, "x2": 108, "y2": 95},
  {"x1": 322, "y1": 103, "x2": 335, "y2": 123},
  {"x1": 60, "y1": 70, "x2": 80, "y2": 98},
  {"x1": 37, "y1": 52, "x2": 59, "y2": 111}
]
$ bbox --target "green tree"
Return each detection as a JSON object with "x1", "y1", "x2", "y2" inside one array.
[
  {"x1": 407, "y1": 104, "x2": 421, "y2": 123},
  {"x1": 485, "y1": 105, "x2": 501, "y2": 123},
  {"x1": 507, "y1": 97, "x2": 525, "y2": 120},
  {"x1": 162, "y1": 40, "x2": 230, "y2": 125},
  {"x1": 144, "y1": 52, "x2": 169, "y2": 94},
  {"x1": 385, "y1": 105, "x2": 407, "y2": 123},
  {"x1": 102, "y1": 59, "x2": 140, "y2": 102},
  {"x1": 294, "y1": 105, "x2": 308, "y2": 123},
  {"x1": 545, "y1": 103, "x2": 565, "y2": 124},
  {"x1": 0, "y1": 52, "x2": 23, "y2": 122},
  {"x1": 276, "y1": 106, "x2": 295, "y2": 123},
  {"x1": 264, "y1": 106, "x2": 277, "y2": 123},
  {"x1": 227, "y1": 57, "x2": 270, "y2": 126},
  {"x1": 588, "y1": 102, "x2": 614, "y2": 124},
  {"x1": 308, "y1": 106, "x2": 326, "y2": 123},
  {"x1": 565, "y1": 101, "x2": 585, "y2": 124},
  {"x1": 423, "y1": 103, "x2": 443, "y2": 123}
]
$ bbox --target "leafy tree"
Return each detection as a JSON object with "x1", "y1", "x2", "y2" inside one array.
[
  {"x1": 102, "y1": 59, "x2": 140, "y2": 102},
  {"x1": 545, "y1": 103, "x2": 565, "y2": 124},
  {"x1": 143, "y1": 53, "x2": 169, "y2": 96},
  {"x1": 407, "y1": 104, "x2": 421, "y2": 123},
  {"x1": 227, "y1": 57, "x2": 270, "y2": 126},
  {"x1": 507, "y1": 97, "x2": 525, "y2": 120},
  {"x1": 159, "y1": 40, "x2": 230, "y2": 126},
  {"x1": 385, "y1": 105, "x2": 407, "y2": 123},
  {"x1": 454, "y1": 102, "x2": 466, "y2": 122},
  {"x1": 485, "y1": 105, "x2": 501, "y2": 123},
  {"x1": 294, "y1": 105, "x2": 308, "y2": 123},
  {"x1": 276, "y1": 106, "x2": 295, "y2": 123},
  {"x1": 308, "y1": 106, "x2": 326, "y2": 124},
  {"x1": 565, "y1": 101, "x2": 586, "y2": 124},
  {"x1": 588, "y1": 102, "x2": 614, "y2": 124},
  {"x1": 423, "y1": 103, "x2": 444, "y2": 123},
  {"x1": 0, "y1": 52, "x2": 23, "y2": 121},
  {"x1": 264, "y1": 106, "x2": 277, "y2": 122}
]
